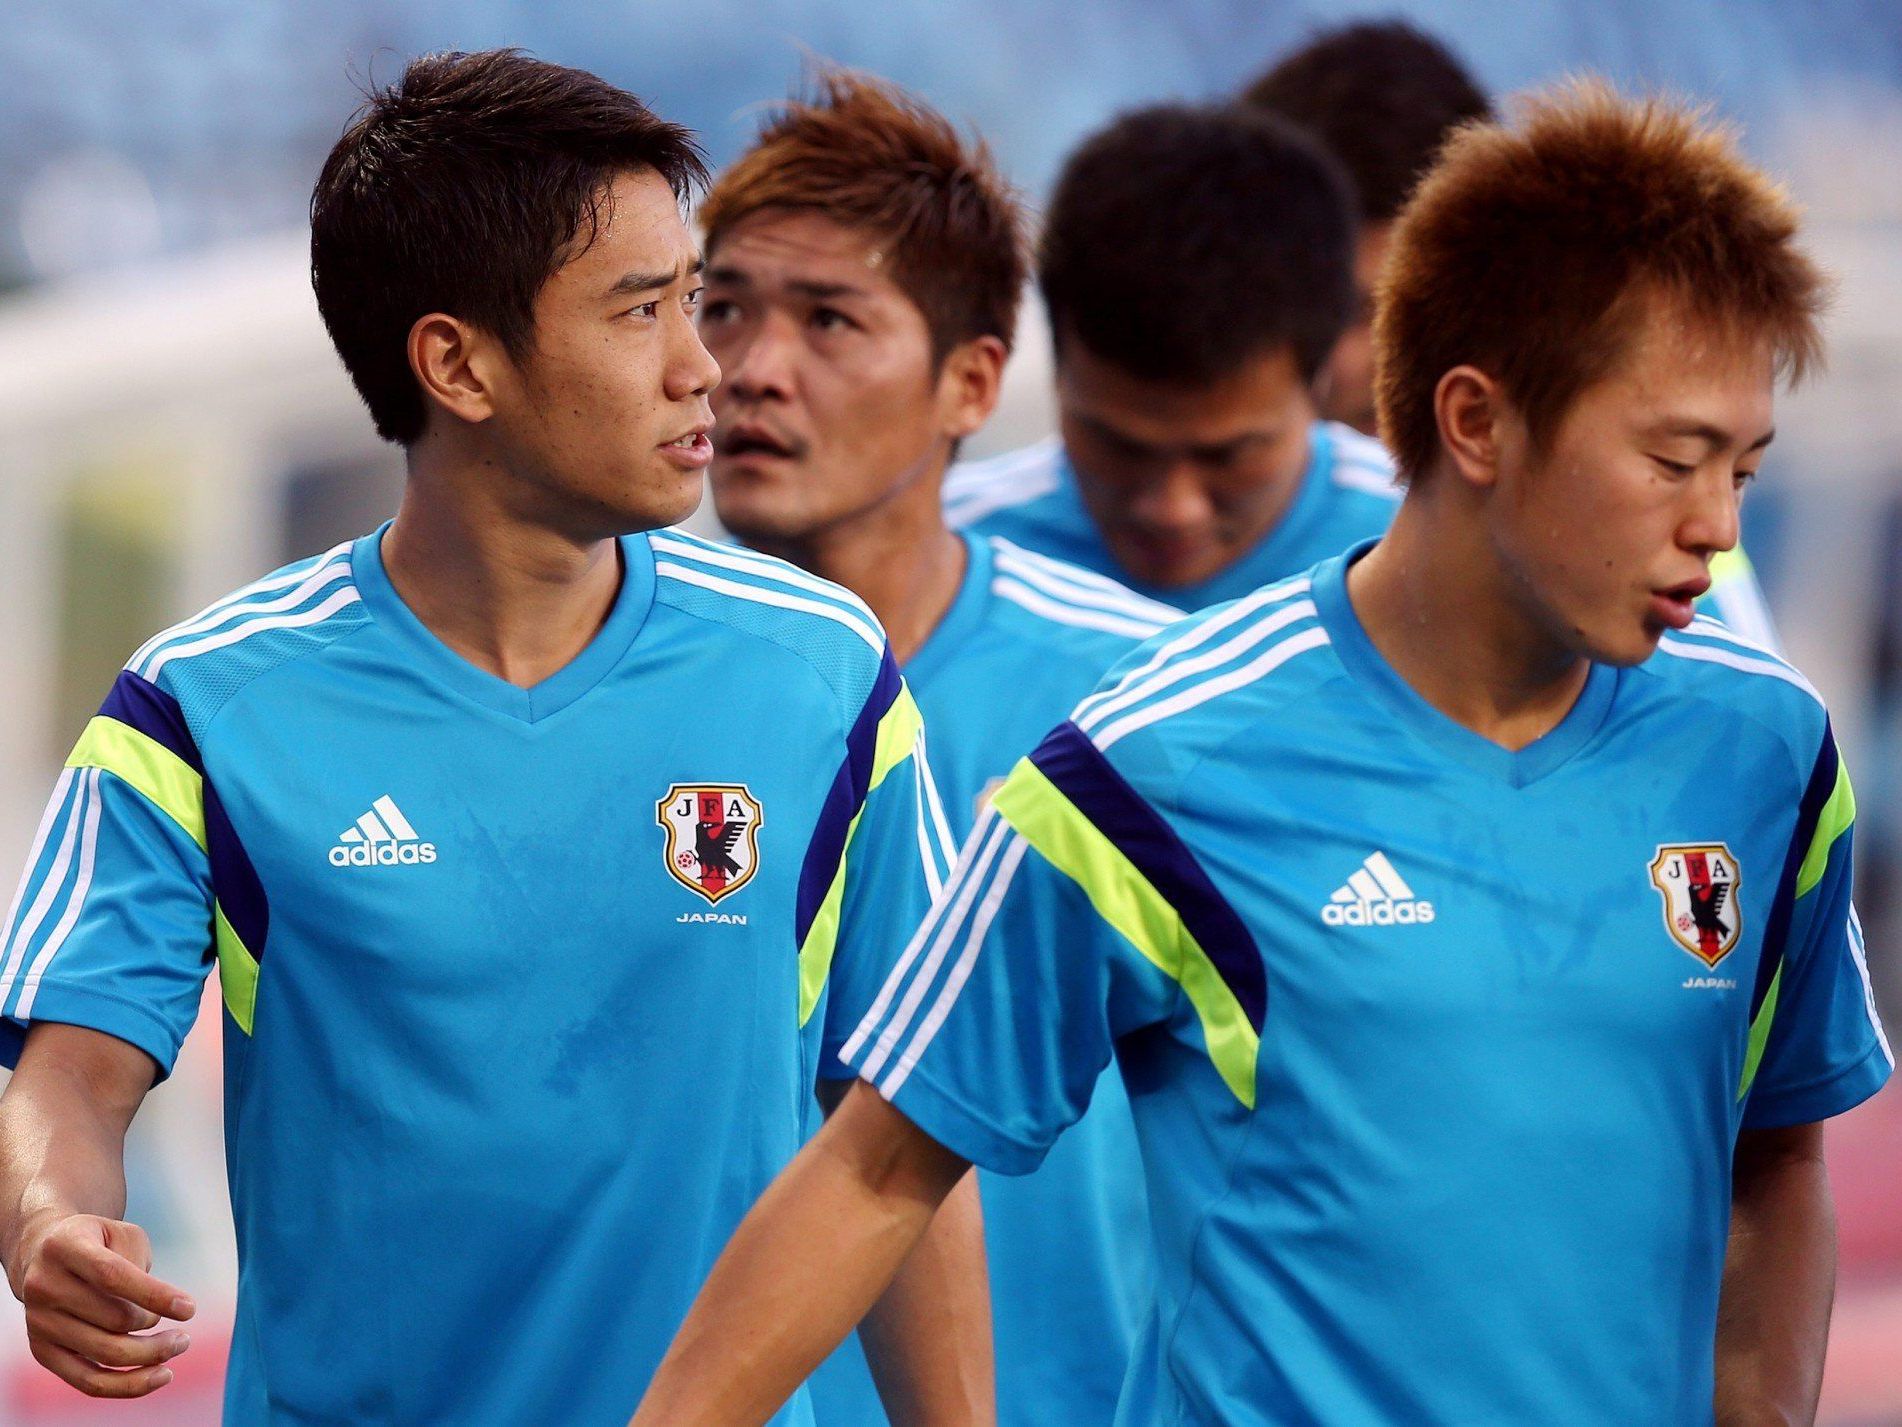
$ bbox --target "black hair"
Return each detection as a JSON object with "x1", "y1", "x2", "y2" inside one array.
[
  {"x1": 310, "y1": 49, "x2": 707, "y2": 444},
  {"x1": 1243, "y1": 20, "x2": 1492, "y2": 223},
  {"x1": 1039, "y1": 102, "x2": 1355, "y2": 385}
]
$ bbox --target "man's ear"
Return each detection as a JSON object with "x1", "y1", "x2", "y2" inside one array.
[
  {"x1": 408, "y1": 312, "x2": 506, "y2": 428},
  {"x1": 936, "y1": 334, "x2": 1008, "y2": 441},
  {"x1": 1432, "y1": 364, "x2": 1506, "y2": 490}
]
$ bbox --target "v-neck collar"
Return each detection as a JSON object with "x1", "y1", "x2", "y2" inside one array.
[
  {"x1": 903, "y1": 530, "x2": 990, "y2": 690},
  {"x1": 351, "y1": 521, "x2": 656, "y2": 723},
  {"x1": 1311, "y1": 541, "x2": 1621, "y2": 788}
]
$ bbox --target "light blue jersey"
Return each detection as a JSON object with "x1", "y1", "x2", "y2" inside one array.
[
  {"x1": 845, "y1": 542, "x2": 1890, "y2": 1425},
  {"x1": 0, "y1": 525, "x2": 938, "y2": 1427},
  {"x1": 948, "y1": 424, "x2": 1782, "y2": 637},
  {"x1": 944, "y1": 421, "x2": 1400, "y2": 610},
  {"x1": 808, "y1": 532, "x2": 1180, "y2": 1426}
]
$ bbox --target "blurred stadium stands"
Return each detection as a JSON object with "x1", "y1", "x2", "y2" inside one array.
[{"x1": 0, "y1": 3, "x2": 1898, "y2": 1422}]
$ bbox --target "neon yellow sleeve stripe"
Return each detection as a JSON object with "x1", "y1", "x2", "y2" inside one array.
[
  {"x1": 795, "y1": 683, "x2": 926, "y2": 1027},
  {"x1": 1795, "y1": 758, "x2": 1855, "y2": 900},
  {"x1": 993, "y1": 760, "x2": 1260, "y2": 1108},
  {"x1": 215, "y1": 902, "x2": 260, "y2": 1034},
  {"x1": 798, "y1": 808, "x2": 860, "y2": 1028},
  {"x1": 1738, "y1": 962, "x2": 1782, "y2": 1101},
  {"x1": 66, "y1": 716, "x2": 206, "y2": 850},
  {"x1": 869, "y1": 682, "x2": 923, "y2": 793}
]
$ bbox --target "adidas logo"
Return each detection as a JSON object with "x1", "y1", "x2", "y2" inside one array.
[
  {"x1": 1321, "y1": 852, "x2": 1433, "y2": 926},
  {"x1": 328, "y1": 796, "x2": 438, "y2": 868}
]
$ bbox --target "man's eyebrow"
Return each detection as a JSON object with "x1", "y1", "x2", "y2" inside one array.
[
  {"x1": 607, "y1": 255, "x2": 705, "y2": 297},
  {"x1": 786, "y1": 278, "x2": 870, "y2": 302},
  {"x1": 1650, "y1": 419, "x2": 1776, "y2": 452}
]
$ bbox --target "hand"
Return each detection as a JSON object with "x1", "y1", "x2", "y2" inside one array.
[{"x1": 10, "y1": 1213, "x2": 195, "y2": 1398}]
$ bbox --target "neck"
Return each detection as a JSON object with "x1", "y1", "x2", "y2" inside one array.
[
  {"x1": 1347, "y1": 483, "x2": 1589, "y2": 751},
  {"x1": 382, "y1": 436, "x2": 625, "y2": 688},
  {"x1": 747, "y1": 455, "x2": 965, "y2": 666}
]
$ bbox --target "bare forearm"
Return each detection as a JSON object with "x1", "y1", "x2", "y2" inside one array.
[
  {"x1": 633, "y1": 1086, "x2": 970, "y2": 1427},
  {"x1": 1715, "y1": 1124, "x2": 1835, "y2": 1427},
  {"x1": 0, "y1": 1037, "x2": 144, "y2": 1284},
  {"x1": 859, "y1": 1169, "x2": 994, "y2": 1426}
]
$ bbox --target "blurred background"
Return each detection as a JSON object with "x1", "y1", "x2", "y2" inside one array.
[{"x1": 0, "y1": 1, "x2": 1898, "y2": 1422}]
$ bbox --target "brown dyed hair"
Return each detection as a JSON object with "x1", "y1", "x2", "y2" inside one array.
[
  {"x1": 1375, "y1": 81, "x2": 1827, "y2": 482},
  {"x1": 700, "y1": 67, "x2": 1027, "y2": 363}
]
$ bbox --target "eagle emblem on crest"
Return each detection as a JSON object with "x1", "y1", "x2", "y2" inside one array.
[
  {"x1": 1648, "y1": 843, "x2": 1742, "y2": 968},
  {"x1": 658, "y1": 784, "x2": 764, "y2": 904}
]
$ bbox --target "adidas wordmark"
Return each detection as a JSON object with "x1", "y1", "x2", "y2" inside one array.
[
  {"x1": 329, "y1": 796, "x2": 438, "y2": 868},
  {"x1": 1321, "y1": 851, "x2": 1434, "y2": 926}
]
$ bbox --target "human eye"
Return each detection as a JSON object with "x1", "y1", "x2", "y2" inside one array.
[
  {"x1": 623, "y1": 299, "x2": 662, "y2": 323},
  {"x1": 811, "y1": 307, "x2": 856, "y2": 333},
  {"x1": 681, "y1": 286, "x2": 704, "y2": 313},
  {"x1": 1650, "y1": 455, "x2": 1695, "y2": 478}
]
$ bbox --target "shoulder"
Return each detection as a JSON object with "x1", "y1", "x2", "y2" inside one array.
[
  {"x1": 1319, "y1": 422, "x2": 1404, "y2": 503},
  {"x1": 647, "y1": 527, "x2": 892, "y2": 725},
  {"x1": 983, "y1": 537, "x2": 1182, "y2": 663},
  {"x1": 943, "y1": 437, "x2": 1065, "y2": 528},
  {"x1": 125, "y1": 539, "x2": 371, "y2": 734},
  {"x1": 1063, "y1": 572, "x2": 1340, "y2": 801},
  {"x1": 1637, "y1": 617, "x2": 1830, "y2": 772}
]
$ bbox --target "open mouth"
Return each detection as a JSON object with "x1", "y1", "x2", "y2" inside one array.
[
  {"x1": 719, "y1": 426, "x2": 800, "y2": 460},
  {"x1": 1649, "y1": 575, "x2": 1711, "y2": 631}
]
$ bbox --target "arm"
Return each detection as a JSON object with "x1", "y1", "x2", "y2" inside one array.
[
  {"x1": 818, "y1": 1079, "x2": 993, "y2": 1425},
  {"x1": 1714, "y1": 1121, "x2": 1834, "y2": 1427},
  {"x1": 0, "y1": 1023, "x2": 195, "y2": 1398},
  {"x1": 633, "y1": 1083, "x2": 971, "y2": 1427}
]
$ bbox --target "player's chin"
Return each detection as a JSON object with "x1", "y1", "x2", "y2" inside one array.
[
  {"x1": 1588, "y1": 619, "x2": 1668, "y2": 668},
  {"x1": 707, "y1": 489, "x2": 820, "y2": 547},
  {"x1": 616, "y1": 463, "x2": 704, "y2": 530}
]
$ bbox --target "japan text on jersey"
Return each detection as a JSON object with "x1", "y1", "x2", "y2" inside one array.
[{"x1": 0, "y1": 525, "x2": 940, "y2": 1427}]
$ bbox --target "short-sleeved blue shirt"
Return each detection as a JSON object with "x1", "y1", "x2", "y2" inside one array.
[
  {"x1": 0, "y1": 525, "x2": 939, "y2": 1426},
  {"x1": 846, "y1": 542, "x2": 1890, "y2": 1425}
]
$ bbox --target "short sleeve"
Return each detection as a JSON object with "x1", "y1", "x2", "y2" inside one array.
[
  {"x1": 1741, "y1": 727, "x2": 1892, "y2": 1128},
  {"x1": 0, "y1": 675, "x2": 216, "y2": 1077},
  {"x1": 839, "y1": 718, "x2": 1264, "y2": 1176}
]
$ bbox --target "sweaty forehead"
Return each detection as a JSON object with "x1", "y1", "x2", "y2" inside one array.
[
  {"x1": 556, "y1": 169, "x2": 694, "y2": 280},
  {"x1": 1592, "y1": 306, "x2": 1777, "y2": 433},
  {"x1": 707, "y1": 209, "x2": 898, "y2": 292}
]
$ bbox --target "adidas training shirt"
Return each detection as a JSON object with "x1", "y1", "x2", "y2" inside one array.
[
  {"x1": 0, "y1": 524, "x2": 939, "y2": 1426},
  {"x1": 845, "y1": 542, "x2": 1891, "y2": 1425}
]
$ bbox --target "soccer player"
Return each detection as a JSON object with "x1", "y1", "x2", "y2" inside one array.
[
  {"x1": 1244, "y1": 17, "x2": 1780, "y2": 646},
  {"x1": 696, "y1": 69, "x2": 1180, "y2": 1425},
  {"x1": 0, "y1": 51, "x2": 981, "y2": 1424},
  {"x1": 939, "y1": 103, "x2": 1400, "y2": 613},
  {"x1": 633, "y1": 83, "x2": 1893, "y2": 1426}
]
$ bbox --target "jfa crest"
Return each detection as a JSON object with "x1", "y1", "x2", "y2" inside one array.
[
  {"x1": 657, "y1": 784, "x2": 764, "y2": 904},
  {"x1": 1648, "y1": 843, "x2": 1742, "y2": 968}
]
